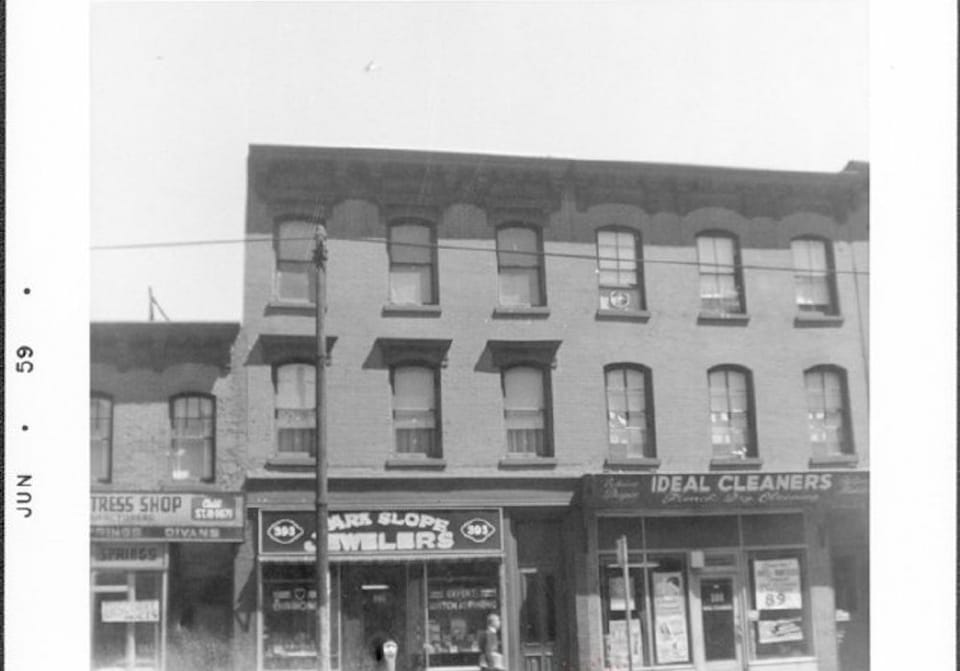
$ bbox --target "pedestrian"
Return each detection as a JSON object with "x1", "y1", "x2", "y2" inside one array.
[{"x1": 479, "y1": 612, "x2": 505, "y2": 671}]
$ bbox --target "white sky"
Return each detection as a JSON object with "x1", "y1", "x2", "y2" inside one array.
[{"x1": 91, "y1": 0, "x2": 868, "y2": 321}]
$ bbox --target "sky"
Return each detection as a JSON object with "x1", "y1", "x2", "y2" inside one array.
[{"x1": 90, "y1": 1, "x2": 869, "y2": 321}]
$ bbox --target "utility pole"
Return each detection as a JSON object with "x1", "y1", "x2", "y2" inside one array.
[{"x1": 313, "y1": 222, "x2": 331, "y2": 671}]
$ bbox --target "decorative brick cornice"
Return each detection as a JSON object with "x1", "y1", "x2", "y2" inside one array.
[{"x1": 90, "y1": 322, "x2": 240, "y2": 373}]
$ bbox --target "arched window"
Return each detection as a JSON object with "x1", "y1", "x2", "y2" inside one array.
[
  {"x1": 503, "y1": 365, "x2": 551, "y2": 456},
  {"x1": 169, "y1": 394, "x2": 216, "y2": 482},
  {"x1": 275, "y1": 362, "x2": 316, "y2": 456},
  {"x1": 274, "y1": 220, "x2": 317, "y2": 303},
  {"x1": 391, "y1": 365, "x2": 440, "y2": 457},
  {"x1": 804, "y1": 366, "x2": 853, "y2": 455},
  {"x1": 604, "y1": 365, "x2": 655, "y2": 458},
  {"x1": 90, "y1": 393, "x2": 113, "y2": 483},
  {"x1": 697, "y1": 232, "x2": 745, "y2": 314},
  {"x1": 708, "y1": 366, "x2": 757, "y2": 458},
  {"x1": 597, "y1": 229, "x2": 645, "y2": 311},
  {"x1": 497, "y1": 225, "x2": 545, "y2": 307},
  {"x1": 388, "y1": 220, "x2": 437, "y2": 305},
  {"x1": 791, "y1": 237, "x2": 839, "y2": 315}
]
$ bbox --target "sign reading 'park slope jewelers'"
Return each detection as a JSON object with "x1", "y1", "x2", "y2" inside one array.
[{"x1": 585, "y1": 472, "x2": 868, "y2": 509}]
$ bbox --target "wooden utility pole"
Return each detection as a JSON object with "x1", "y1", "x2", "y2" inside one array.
[{"x1": 313, "y1": 223, "x2": 331, "y2": 671}]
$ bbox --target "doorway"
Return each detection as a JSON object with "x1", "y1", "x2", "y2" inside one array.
[
  {"x1": 341, "y1": 565, "x2": 408, "y2": 671},
  {"x1": 696, "y1": 574, "x2": 744, "y2": 671},
  {"x1": 92, "y1": 571, "x2": 165, "y2": 671}
]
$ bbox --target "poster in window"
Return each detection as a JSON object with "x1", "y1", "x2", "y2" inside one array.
[
  {"x1": 652, "y1": 572, "x2": 689, "y2": 663},
  {"x1": 606, "y1": 618, "x2": 642, "y2": 670},
  {"x1": 753, "y1": 558, "x2": 802, "y2": 610},
  {"x1": 757, "y1": 616, "x2": 804, "y2": 644},
  {"x1": 608, "y1": 576, "x2": 635, "y2": 612}
]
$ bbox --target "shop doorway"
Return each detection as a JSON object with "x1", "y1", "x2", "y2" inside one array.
[
  {"x1": 341, "y1": 565, "x2": 408, "y2": 671},
  {"x1": 92, "y1": 571, "x2": 165, "y2": 671},
  {"x1": 695, "y1": 574, "x2": 744, "y2": 671}
]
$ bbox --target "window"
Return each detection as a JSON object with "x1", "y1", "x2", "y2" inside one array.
[
  {"x1": 503, "y1": 366, "x2": 552, "y2": 456},
  {"x1": 697, "y1": 233, "x2": 745, "y2": 314},
  {"x1": 748, "y1": 551, "x2": 812, "y2": 658},
  {"x1": 90, "y1": 394, "x2": 113, "y2": 482},
  {"x1": 392, "y1": 365, "x2": 440, "y2": 457},
  {"x1": 275, "y1": 363, "x2": 316, "y2": 456},
  {"x1": 791, "y1": 238, "x2": 838, "y2": 315},
  {"x1": 169, "y1": 394, "x2": 215, "y2": 481},
  {"x1": 597, "y1": 229, "x2": 645, "y2": 311},
  {"x1": 605, "y1": 365, "x2": 656, "y2": 458},
  {"x1": 275, "y1": 220, "x2": 317, "y2": 303},
  {"x1": 497, "y1": 226, "x2": 545, "y2": 307},
  {"x1": 388, "y1": 221, "x2": 437, "y2": 305},
  {"x1": 708, "y1": 366, "x2": 756, "y2": 458},
  {"x1": 804, "y1": 366, "x2": 853, "y2": 456}
]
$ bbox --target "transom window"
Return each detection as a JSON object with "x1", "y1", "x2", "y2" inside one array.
[
  {"x1": 503, "y1": 366, "x2": 551, "y2": 457},
  {"x1": 697, "y1": 233, "x2": 745, "y2": 314},
  {"x1": 804, "y1": 366, "x2": 853, "y2": 456},
  {"x1": 605, "y1": 365, "x2": 655, "y2": 458},
  {"x1": 169, "y1": 394, "x2": 215, "y2": 482},
  {"x1": 392, "y1": 365, "x2": 440, "y2": 457},
  {"x1": 90, "y1": 394, "x2": 113, "y2": 483},
  {"x1": 597, "y1": 229, "x2": 644, "y2": 311},
  {"x1": 791, "y1": 237, "x2": 838, "y2": 315},
  {"x1": 275, "y1": 220, "x2": 317, "y2": 303},
  {"x1": 388, "y1": 221, "x2": 437, "y2": 305},
  {"x1": 275, "y1": 363, "x2": 316, "y2": 457},
  {"x1": 708, "y1": 366, "x2": 756, "y2": 458},
  {"x1": 497, "y1": 226, "x2": 545, "y2": 307}
]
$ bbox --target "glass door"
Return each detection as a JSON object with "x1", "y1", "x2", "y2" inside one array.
[
  {"x1": 92, "y1": 571, "x2": 164, "y2": 671},
  {"x1": 697, "y1": 575, "x2": 743, "y2": 671}
]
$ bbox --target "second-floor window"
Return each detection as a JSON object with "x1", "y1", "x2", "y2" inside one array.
[
  {"x1": 791, "y1": 237, "x2": 838, "y2": 315},
  {"x1": 275, "y1": 220, "x2": 317, "y2": 303},
  {"x1": 169, "y1": 394, "x2": 215, "y2": 482},
  {"x1": 90, "y1": 394, "x2": 113, "y2": 483},
  {"x1": 503, "y1": 366, "x2": 552, "y2": 457},
  {"x1": 276, "y1": 363, "x2": 316, "y2": 457},
  {"x1": 605, "y1": 365, "x2": 655, "y2": 458},
  {"x1": 388, "y1": 221, "x2": 437, "y2": 305},
  {"x1": 697, "y1": 233, "x2": 745, "y2": 314},
  {"x1": 597, "y1": 229, "x2": 644, "y2": 311},
  {"x1": 391, "y1": 365, "x2": 440, "y2": 457},
  {"x1": 497, "y1": 225, "x2": 545, "y2": 307},
  {"x1": 708, "y1": 366, "x2": 756, "y2": 458},
  {"x1": 804, "y1": 366, "x2": 853, "y2": 456}
]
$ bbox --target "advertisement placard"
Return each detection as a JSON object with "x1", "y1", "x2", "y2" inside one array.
[
  {"x1": 101, "y1": 600, "x2": 160, "y2": 623},
  {"x1": 607, "y1": 619, "x2": 643, "y2": 670},
  {"x1": 753, "y1": 558, "x2": 802, "y2": 610},
  {"x1": 652, "y1": 572, "x2": 689, "y2": 663}
]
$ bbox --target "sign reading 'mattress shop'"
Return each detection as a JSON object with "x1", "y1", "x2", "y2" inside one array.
[
  {"x1": 91, "y1": 492, "x2": 245, "y2": 541},
  {"x1": 585, "y1": 472, "x2": 868, "y2": 509},
  {"x1": 259, "y1": 509, "x2": 503, "y2": 556}
]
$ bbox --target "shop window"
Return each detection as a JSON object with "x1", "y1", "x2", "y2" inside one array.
[
  {"x1": 791, "y1": 237, "x2": 838, "y2": 315},
  {"x1": 747, "y1": 551, "x2": 812, "y2": 659},
  {"x1": 804, "y1": 366, "x2": 853, "y2": 456},
  {"x1": 392, "y1": 365, "x2": 441, "y2": 458},
  {"x1": 708, "y1": 366, "x2": 757, "y2": 459},
  {"x1": 426, "y1": 561, "x2": 500, "y2": 668},
  {"x1": 597, "y1": 228, "x2": 645, "y2": 311},
  {"x1": 92, "y1": 571, "x2": 163, "y2": 671},
  {"x1": 275, "y1": 362, "x2": 317, "y2": 457},
  {"x1": 90, "y1": 393, "x2": 113, "y2": 483},
  {"x1": 262, "y1": 563, "x2": 340, "y2": 670},
  {"x1": 388, "y1": 220, "x2": 437, "y2": 305},
  {"x1": 169, "y1": 394, "x2": 215, "y2": 482},
  {"x1": 604, "y1": 365, "x2": 656, "y2": 458},
  {"x1": 275, "y1": 220, "x2": 317, "y2": 303},
  {"x1": 502, "y1": 366, "x2": 552, "y2": 457},
  {"x1": 697, "y1": 233, "x2": 745, "y2": 314},
  {"x1": 497, "y1": 225, "x2": 545, "y2": 307}
]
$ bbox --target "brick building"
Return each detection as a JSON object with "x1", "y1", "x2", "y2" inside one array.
[{"x1": 91, "y1": 146, "x2": 869, "y2": 671}]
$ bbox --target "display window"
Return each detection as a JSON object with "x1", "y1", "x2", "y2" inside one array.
[
  {"x1": 92, "y1": 571, "x2": 164, "y2": 671},
  {"x1": 426, "y1": 561, "x2": 500, "y2": 668},
  {"x1": 747, "y1": 551, "x2": 811, "y2": 659}
]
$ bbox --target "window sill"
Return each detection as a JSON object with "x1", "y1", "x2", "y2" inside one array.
[
  {"x1": 385, "y1": 457, "x2": 447, "y2": 470},
  {"x1": 709, "y1": 457, "x2": 763, "y2": 470},
  {"x1": 157, "y1": 480, "x2": 218, "y2": 490},
  {"x1": 382, "y1": 304, "x2": 442, "y2": 318},
  {"x1": 265, "y1": 456, "x2": 316, "y2": 468},
  {"x1": 498, "y1": 457, "x2": 558, "y2": 469},
  {"x1": 265, "y1": 301, "x2": 317, "y2": 316},
  {"x1": 697, "y1": 312, "x2": 750, "y2": 326},
  {"x1": 596, "y1": 308, "x2": 651, "y2": 323},
  {"x1": 794, "y1": 313, "x2": 844, "y2": 328},
  {"x1": 809, "y1": 454, "x2": 858, "y2": 468},
  {"x1": 604, "y1": 457, "x2": 661, "y2": 471},
  {"x1": 492, "y1": 306, "x2": 550, "y2": 319}
]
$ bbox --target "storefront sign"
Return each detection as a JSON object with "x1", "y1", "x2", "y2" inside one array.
[
  {"x1": 101, "y1": 599, "x2": 160, "y2": 623},
  {"x1": 653, "y1": 572, "x2": 689, "y2": 663},
  {"x1": 586, "y1": 472, "x2": 868, "y2": 509},
  {"x1": 259, "y1": 509, "x2": 503, "y2": 556},
  {"x1": 90, "y1": 492, "x2": 245, "y2": 542},
  {"x1": 754, "y1": 558, "x2": 802, "y2": 610},
  {"x1": 91, "y1": 543, "x2": 167, "y2": 569}
]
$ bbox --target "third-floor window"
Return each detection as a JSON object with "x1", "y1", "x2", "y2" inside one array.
[
  {"x1": 597, "y1": 229, "x2": 645, "y2": 311},
  {"x1": 388, "y1": 221, "x2": 437, "y2": 306},
  {"x1": 497, "y1": 225, "x2": 545, "y2": 307},
  {"x1": 275, "y1": 220, "x2": 317, "y2": 304},
  {"x1": 697, "y1": 233, "x2": 745, "y2": 314},
  {"x1": 791, "y1": 237, "x2": 839, "y2": 315}
]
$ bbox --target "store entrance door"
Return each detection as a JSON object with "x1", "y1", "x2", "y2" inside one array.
[
  {"x1": 342, "y1": 565, "x2": 407, "y2": 671},
  {"x1": 697, "y1": 574, "x2": 744, "y2": 671}
]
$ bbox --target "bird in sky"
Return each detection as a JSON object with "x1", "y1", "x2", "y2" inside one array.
[{"x1": 364, "y1": 60, "x2": 381, "y2": 73}]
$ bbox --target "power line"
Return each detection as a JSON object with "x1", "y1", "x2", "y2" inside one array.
[{"x1": 90, "y1": 235, "x2": 870, "y2": 276}]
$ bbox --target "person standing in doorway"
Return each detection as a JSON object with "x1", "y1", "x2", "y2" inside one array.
[{"x1": 480, "y1": 613, "x2": 505, "y2": 671}]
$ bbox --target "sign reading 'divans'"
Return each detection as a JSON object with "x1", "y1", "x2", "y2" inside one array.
[
  {"x1": 586, "y1": 472, "x2": 868, "y2": 509},
  {"x1": 90, "y1": 492, "x2": 245, "y2": 542},
  {"x1": 259, "y1": 509, "x2": 502, "y2": 556}
]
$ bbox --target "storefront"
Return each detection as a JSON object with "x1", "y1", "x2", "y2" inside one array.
[
  {"x1": 254, "y1": 508, "x2": 505, "y2": 671},
  {"x1": 582, "y1": 472, "x2": 869, "y2": 671},
  {"x1": 90, "y1": 491, "x2": 245, "y2": 671}
]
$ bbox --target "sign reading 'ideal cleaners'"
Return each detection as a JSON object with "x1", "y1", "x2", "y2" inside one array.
[
  {"x1": 259, "y1": 509, "x2": 502, "y2": 556},
  {"x1": 586, "y1": 472, "x2": 868, "y2": 509},
  {"x1": 90, "y1": 492, "x2": 245, "y2": 542}
]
